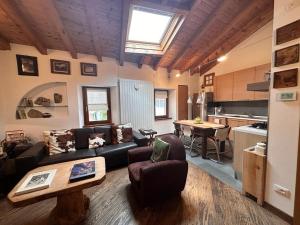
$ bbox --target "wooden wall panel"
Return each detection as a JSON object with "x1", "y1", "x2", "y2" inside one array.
[{"x1": 233, "y1": 68, "x2": 255, "y2": 101}]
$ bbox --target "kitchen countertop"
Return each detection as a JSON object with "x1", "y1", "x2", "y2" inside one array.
[
  {"x1": 232, "y1": 125, "x2": 268, "y2": 136},
  {"x1": 208, "y1": 114, "x2": 268, "y2": 122}
]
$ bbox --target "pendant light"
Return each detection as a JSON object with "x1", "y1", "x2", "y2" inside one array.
[{"x1": 187, "y1": 69, "x2": 192, "y2": 104}]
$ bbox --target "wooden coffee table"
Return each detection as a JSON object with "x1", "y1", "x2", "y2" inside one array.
[{"x1": 7, "y1": 157, "x2": 106, "y2": 225}]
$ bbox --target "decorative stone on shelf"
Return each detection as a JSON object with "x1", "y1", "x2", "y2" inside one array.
[
  {"x1": 27, "y1": 109, "x2": 52, "y2": 118},
  {"x1": 34, "y1": 97, "x2": 51, "y2": 107},
  {"x1": 54, "y1": 93, "x2": 63, "y2": 103}
]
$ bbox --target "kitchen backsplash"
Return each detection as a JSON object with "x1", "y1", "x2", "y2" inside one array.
[{"x1": 208, "y1": 100, "x2": 268, "y2": 116}]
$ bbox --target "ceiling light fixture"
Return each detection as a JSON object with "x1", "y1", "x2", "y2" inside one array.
[
  {"x1": 217, "y1": 55, "x2": 227, "y2": 62},
  {"x1": 176, "y1": 73, "x2": 181, "y2": 78}
]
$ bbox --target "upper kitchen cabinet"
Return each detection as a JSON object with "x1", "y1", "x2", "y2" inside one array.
[
  {"x1": 214, "y1": 73, "x2": 234, "y2": 102},
  {"x1": 233, "y1": 68, "x2": 255, "y2": 101},
  {"x1": 254, "y1": 64, "x2": 271, "y2": 100}
]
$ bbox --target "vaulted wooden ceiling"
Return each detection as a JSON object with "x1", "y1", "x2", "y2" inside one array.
[{"x1": 0, "y1": 0, "x2": 273, "y2": 74}]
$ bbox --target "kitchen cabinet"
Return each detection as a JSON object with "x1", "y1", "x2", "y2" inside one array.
[
  {"x1": 233, "y1": 68, "x2": 255, "y2": 101},
  {"x1": 254, "y1": 64, "x2": 270, "y2": 100},
  {"x1": 214, "y1": 73, "x2": 233, "y2": 102},
  {"x1": 208, "y1": 116, "x2": 226, "y2": 125},
  {"x1": 227, "y1": 118, "x2": 249, "y2": 140}
]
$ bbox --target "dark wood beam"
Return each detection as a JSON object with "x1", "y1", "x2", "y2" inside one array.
[
  {"x1": 138, "y1": 56, "x2": 145, "y2": 69},
  {"x1": 119, "y1": 0, "x2": 130, "y2": 66},
  {"x1": 44, "y1": 0, "x2": 77, "y2": 59},
  {"x1": 167, "y1": 0, "x2": 237, "y2": 71},
  {"x1": 189, "y1": 1, "x2": 273, "y2": 74},
  {"x1": 83, "y1": 0, "x2": 103, "y2": 61},
  {"x1": 186, "y1": 0, "x2": 271, "y2": 72},
  {"x1": 0, "y1": 0, "x2": 47, "y2": 54},
  {"x1": 0, "y1": 34, "x2": 10, "y2": 50},
  {"x1": 138, "y1": 55, "x2": 152, "y2": 69}
]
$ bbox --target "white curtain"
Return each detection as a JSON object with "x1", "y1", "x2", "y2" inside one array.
[{"x1": 119, "y1": 79, "x2": 154, "y2": 130}]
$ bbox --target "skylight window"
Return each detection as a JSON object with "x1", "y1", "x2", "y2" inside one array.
[
  {"x1": 128, "y1": 8, "x2": 173, "y2": 44},
  {"x1": 125, "y1": 5, "x2": 185, "y2": 55}
]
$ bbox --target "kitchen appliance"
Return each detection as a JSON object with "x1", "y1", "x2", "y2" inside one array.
[
  {"x1": 247, "y1": 72, "x2": 271, "y2": 92},
  {"x1": 249, "y1": 122, "x2": 268, "y2": 130},
  {"x1": 197, "y1": 92, "x2": 213, "y2": 121}
]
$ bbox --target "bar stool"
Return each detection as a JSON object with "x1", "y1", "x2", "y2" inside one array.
[{"x1": 207, "y1": 126, "x2": 232, "y2": 163}]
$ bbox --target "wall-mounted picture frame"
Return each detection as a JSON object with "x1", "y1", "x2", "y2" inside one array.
[
  {"x1": 50, "y1": 59, "x2": 71, "y2": 75},
  {"x1": 16, "y1": 55, "x2": 39, "y2": 76},
  {"x1": 274, "y1": 44, "x2": 299, "y2": 67},
  {"x1": 203, "y1": 73, "x2": 214, "y2": 87},
  {"x1": 276, "y1": 19, "x2": 300, "y2": 45},
  {"x1": 273, "y1": 68, "x2": 298, "y2": 89},
  {"x1": 80, "y1": 63, "x2": 97, "y2": 76}
]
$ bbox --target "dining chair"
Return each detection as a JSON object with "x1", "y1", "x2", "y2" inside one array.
[
  {"x1": 173, "y1": 122, "x2": 183, "y2": 138},
  {"x1": 190, "y1": 127, "x2": 203, "y2": 157},
  {"x1": 181, "y1": 125, "x2": 193, "y2": 150},
  {"x1": 206, "y1": 125, "x2": 232, "y2": 163}
]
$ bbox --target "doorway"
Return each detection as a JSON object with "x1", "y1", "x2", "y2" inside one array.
[{"x1": 178, "y1": 85, "x2": 188, "y2": 120}]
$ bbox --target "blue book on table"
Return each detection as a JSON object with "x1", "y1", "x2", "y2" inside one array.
[{"x1": 69, "y1": 161, "x2": 96, "y2": 182}]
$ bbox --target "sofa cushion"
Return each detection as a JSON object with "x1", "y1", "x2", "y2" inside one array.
[
  {"x1": 95, "y1": 142, "x2": 137, "y2": 156},
  {"x1": 94, "y1": 126, "x2": 112, "y2": 145},
  {"x1": 38, "y1": 149, "x2": 96, "y2": 166},
  {"x1": 73, "y1": 128, "x2": 95, "y2": 150},
  {"x1": 150, "y1": 138, "x2": 170, "y2": 163},
  {"x1": 89, "y1": 133, "x2": 105, "y2": 149},
  {"x1": 128, "y1": 160, "x2": 152, "y2": 182}
]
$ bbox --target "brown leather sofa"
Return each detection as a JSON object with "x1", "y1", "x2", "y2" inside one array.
[{"x1": 128, "y1": 134, "x2": 188, "y2": 206}]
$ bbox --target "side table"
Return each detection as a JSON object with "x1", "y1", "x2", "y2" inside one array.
[{"x1": 139, "y1": 129, "x2": 157, "y2": 146}]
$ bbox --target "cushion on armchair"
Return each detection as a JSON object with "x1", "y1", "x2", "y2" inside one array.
[{"x1": 150, "y1": 138, "x2": 170, "y2": 163}]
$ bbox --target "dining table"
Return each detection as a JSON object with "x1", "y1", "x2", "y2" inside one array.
[{"x1": 175, "y1": 120, "x2": 225, "y2": 159}]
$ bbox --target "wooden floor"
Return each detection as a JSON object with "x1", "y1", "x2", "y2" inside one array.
[{"x1": 0, "y1": 163, "x2": 288, "y2": 225}]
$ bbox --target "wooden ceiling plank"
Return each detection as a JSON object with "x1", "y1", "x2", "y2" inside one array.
[
  {"x1": 132, "y1": 0, "x2": 190, "y2": 13},
  {"x1": 190, "y1": 2, "x2": 273, "y2": 75},
  {"x1": 44, "y1": 0, "x2": 77, "y2": 59},
  {"x1": 185, "y1": 0, "x2": 269, "y2": 72},
  {"x1": 0, "y1": 0, "x2": 47, "y2": 54},
  {"x1": 0, "y1": 34, "x2": 10, "y2": 50},
  {"x1": 119, "y1": 0, "x2": 130, "y2": 66},
  {"x1": 83, "y1": 0, "x2": 103, "y2": 62},
  {"x1": 167, "y1": 0, "x2": 237, "y2": 71}
]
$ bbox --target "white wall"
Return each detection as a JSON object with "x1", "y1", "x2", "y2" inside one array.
[
  {"x1": 202, "y1": 21, "x2": 272, "y2": 83},
  {"x1": 265, "y1": 0, "x2": 300, "y2": 216},
  {"x1": 0, "y1": 44, "x2": 199, "y2": 141}
]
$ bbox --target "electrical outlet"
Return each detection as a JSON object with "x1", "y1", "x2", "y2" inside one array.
[{"x1": 273, "y1": 184, "x2": 291, "y2": 198}]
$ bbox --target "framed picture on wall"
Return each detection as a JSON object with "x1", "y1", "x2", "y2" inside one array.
[
  {"x1": 276, "y1": 19, "x2": 300, "y2": 45},
  {"x1": 16, "y1": 55, "x2": 39, "y2": 76},
  {"x1": 80, "y1": 63, "x2": 97, "y2": 76},
  {"x1": 50, "y1": 59, "x2": 71, "y2": 75},
  {"x1": 274, "y1": 44, "x2": 299, "y2": 67},
  {"x1": 273, "y1": 68, "x2": 298, "y2": 89}
]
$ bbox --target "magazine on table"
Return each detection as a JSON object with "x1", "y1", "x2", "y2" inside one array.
[
  {"x1": 15, "y1": 169, "x2": 56, "y2": 196},
  {"x1": 69, "y1": 161, "x2": 96, "y2": 182}
]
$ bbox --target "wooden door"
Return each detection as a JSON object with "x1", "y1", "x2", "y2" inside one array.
[
  {"x1": 192, "y1": 93, "x2": 200, "y2": 119},
  {"x1": 254, "y1": 63, "x2": 271, "y2": 100},
  {"x1": 214, "y1": 73, "x2": 234, "y2": 102},
  {"x1": 178, "y1": 85, "x2": 188, "y2": 120},
  {"x1": 233, "y1": 68, "x2": 255, "y2": 101}
]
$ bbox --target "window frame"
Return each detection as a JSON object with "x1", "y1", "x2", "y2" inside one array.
[
  {"x1": 82, "y1": 86, "x2": 112, "y2": 126},
  {"x1": 154, "y1": 89, "x2": 169, "y2": 120}
]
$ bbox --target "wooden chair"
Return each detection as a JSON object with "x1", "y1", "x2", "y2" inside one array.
[
  {"x1": 207, "y1": 126, "x2": 233, "y2": 163},
  {"x1": 190, "y1": 127, "x2": 203, "y2": 157}
]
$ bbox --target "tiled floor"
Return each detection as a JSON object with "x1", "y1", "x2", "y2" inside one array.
[{"x1": 182, "y1": 135, "x2": 242, "y2": 192}]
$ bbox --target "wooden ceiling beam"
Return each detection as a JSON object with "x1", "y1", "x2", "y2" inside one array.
[
  {"x1": 167, "y1": 0, "x2": 238, "y2": 71},
  {"x1": 190, "y1": 2, "x2": 273, "y2": 75},
  {"x1": 131, "y1": 0, "x2": 190, "y2": 13},
  {"x1": 44, "y1": 0, "x2": 77, "y2": 59},
  {"x1": 0, "y1": 0, "x2": 47, "y2": 55},
  {"x1": 119, "y1": 0, "x2": 130, "y2": 66},
  {"x1": 138, "y1": 55, "x2": 153, "y2": 69},
  {"x1": 83, "y1": 0, "x2": 103, "y2": 62},
  {"x1": 138, "y1": 56, "x2": 145, "y2": 69},
  {"x1": 0, "y1": 34, "x2": 10, "y2": 50}
]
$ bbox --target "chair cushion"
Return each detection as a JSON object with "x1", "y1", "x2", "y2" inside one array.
[
  {"x1": 94, "y1": 126, "x2": 112, "y2": 145},
  {"x1": 150, "y1": 138, "x2": 170, "y2": 162},
  {"x1": 73, "y1": 128, "x2": 95, "y2": 150},
  {"x1": 128, "y1": 160, "x2": 152, "y2": 182},
  {"x1": 38, "y1": 149, "x2": 96, "y2": 166}
]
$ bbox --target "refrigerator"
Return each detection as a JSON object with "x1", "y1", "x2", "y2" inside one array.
[{"x1": 193, "y1": 92, "x2": 213, "y2": 121}]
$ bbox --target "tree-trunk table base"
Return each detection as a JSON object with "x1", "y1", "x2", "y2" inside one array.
[{"x1": 49, "y1": 190, "x2": 90, "y2": 225}]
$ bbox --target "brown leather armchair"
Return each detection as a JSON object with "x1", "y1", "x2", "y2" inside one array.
[{"x1": 128, "y1": 134, "x2": 188, "y2": 206}]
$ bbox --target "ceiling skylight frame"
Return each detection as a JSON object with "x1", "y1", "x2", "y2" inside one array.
[{"x1": 125, "y1": 5, "x2": 185, "y2": 55}]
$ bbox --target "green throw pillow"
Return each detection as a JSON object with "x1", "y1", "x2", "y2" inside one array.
[{"x1": 151, "y1": 138, "x2": 170, "y2": 163}]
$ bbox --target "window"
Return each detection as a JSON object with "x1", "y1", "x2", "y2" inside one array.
[
  {"x1": 82, "y1": 87, "x2": 111, "y2": 125},
  {"x1": 154, "y1": 90, "x2": 169, "y2": 119},
  {"x1": 126, "y1": 5, "x2": 185, "y2": 55}
]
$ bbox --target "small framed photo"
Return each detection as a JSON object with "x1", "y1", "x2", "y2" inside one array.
[
  {"x1": 273, "y1": 68, "x2": 298, "y2": 89},
  {"x1": 204, "y1": 73, "x2": 214, "y2": 86},
  {"x1": 51, "y1": 59, "x2": 71, "y2": 75},
  {"x1": 274, "y1": 44, "x2": 299, "y2": 67},
  {"x1": 16, "y1": 55, "x2": 39, "y2": 76},
  {"x1": 81, "y1": 63, "x2": 97, "y2": 76}
]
